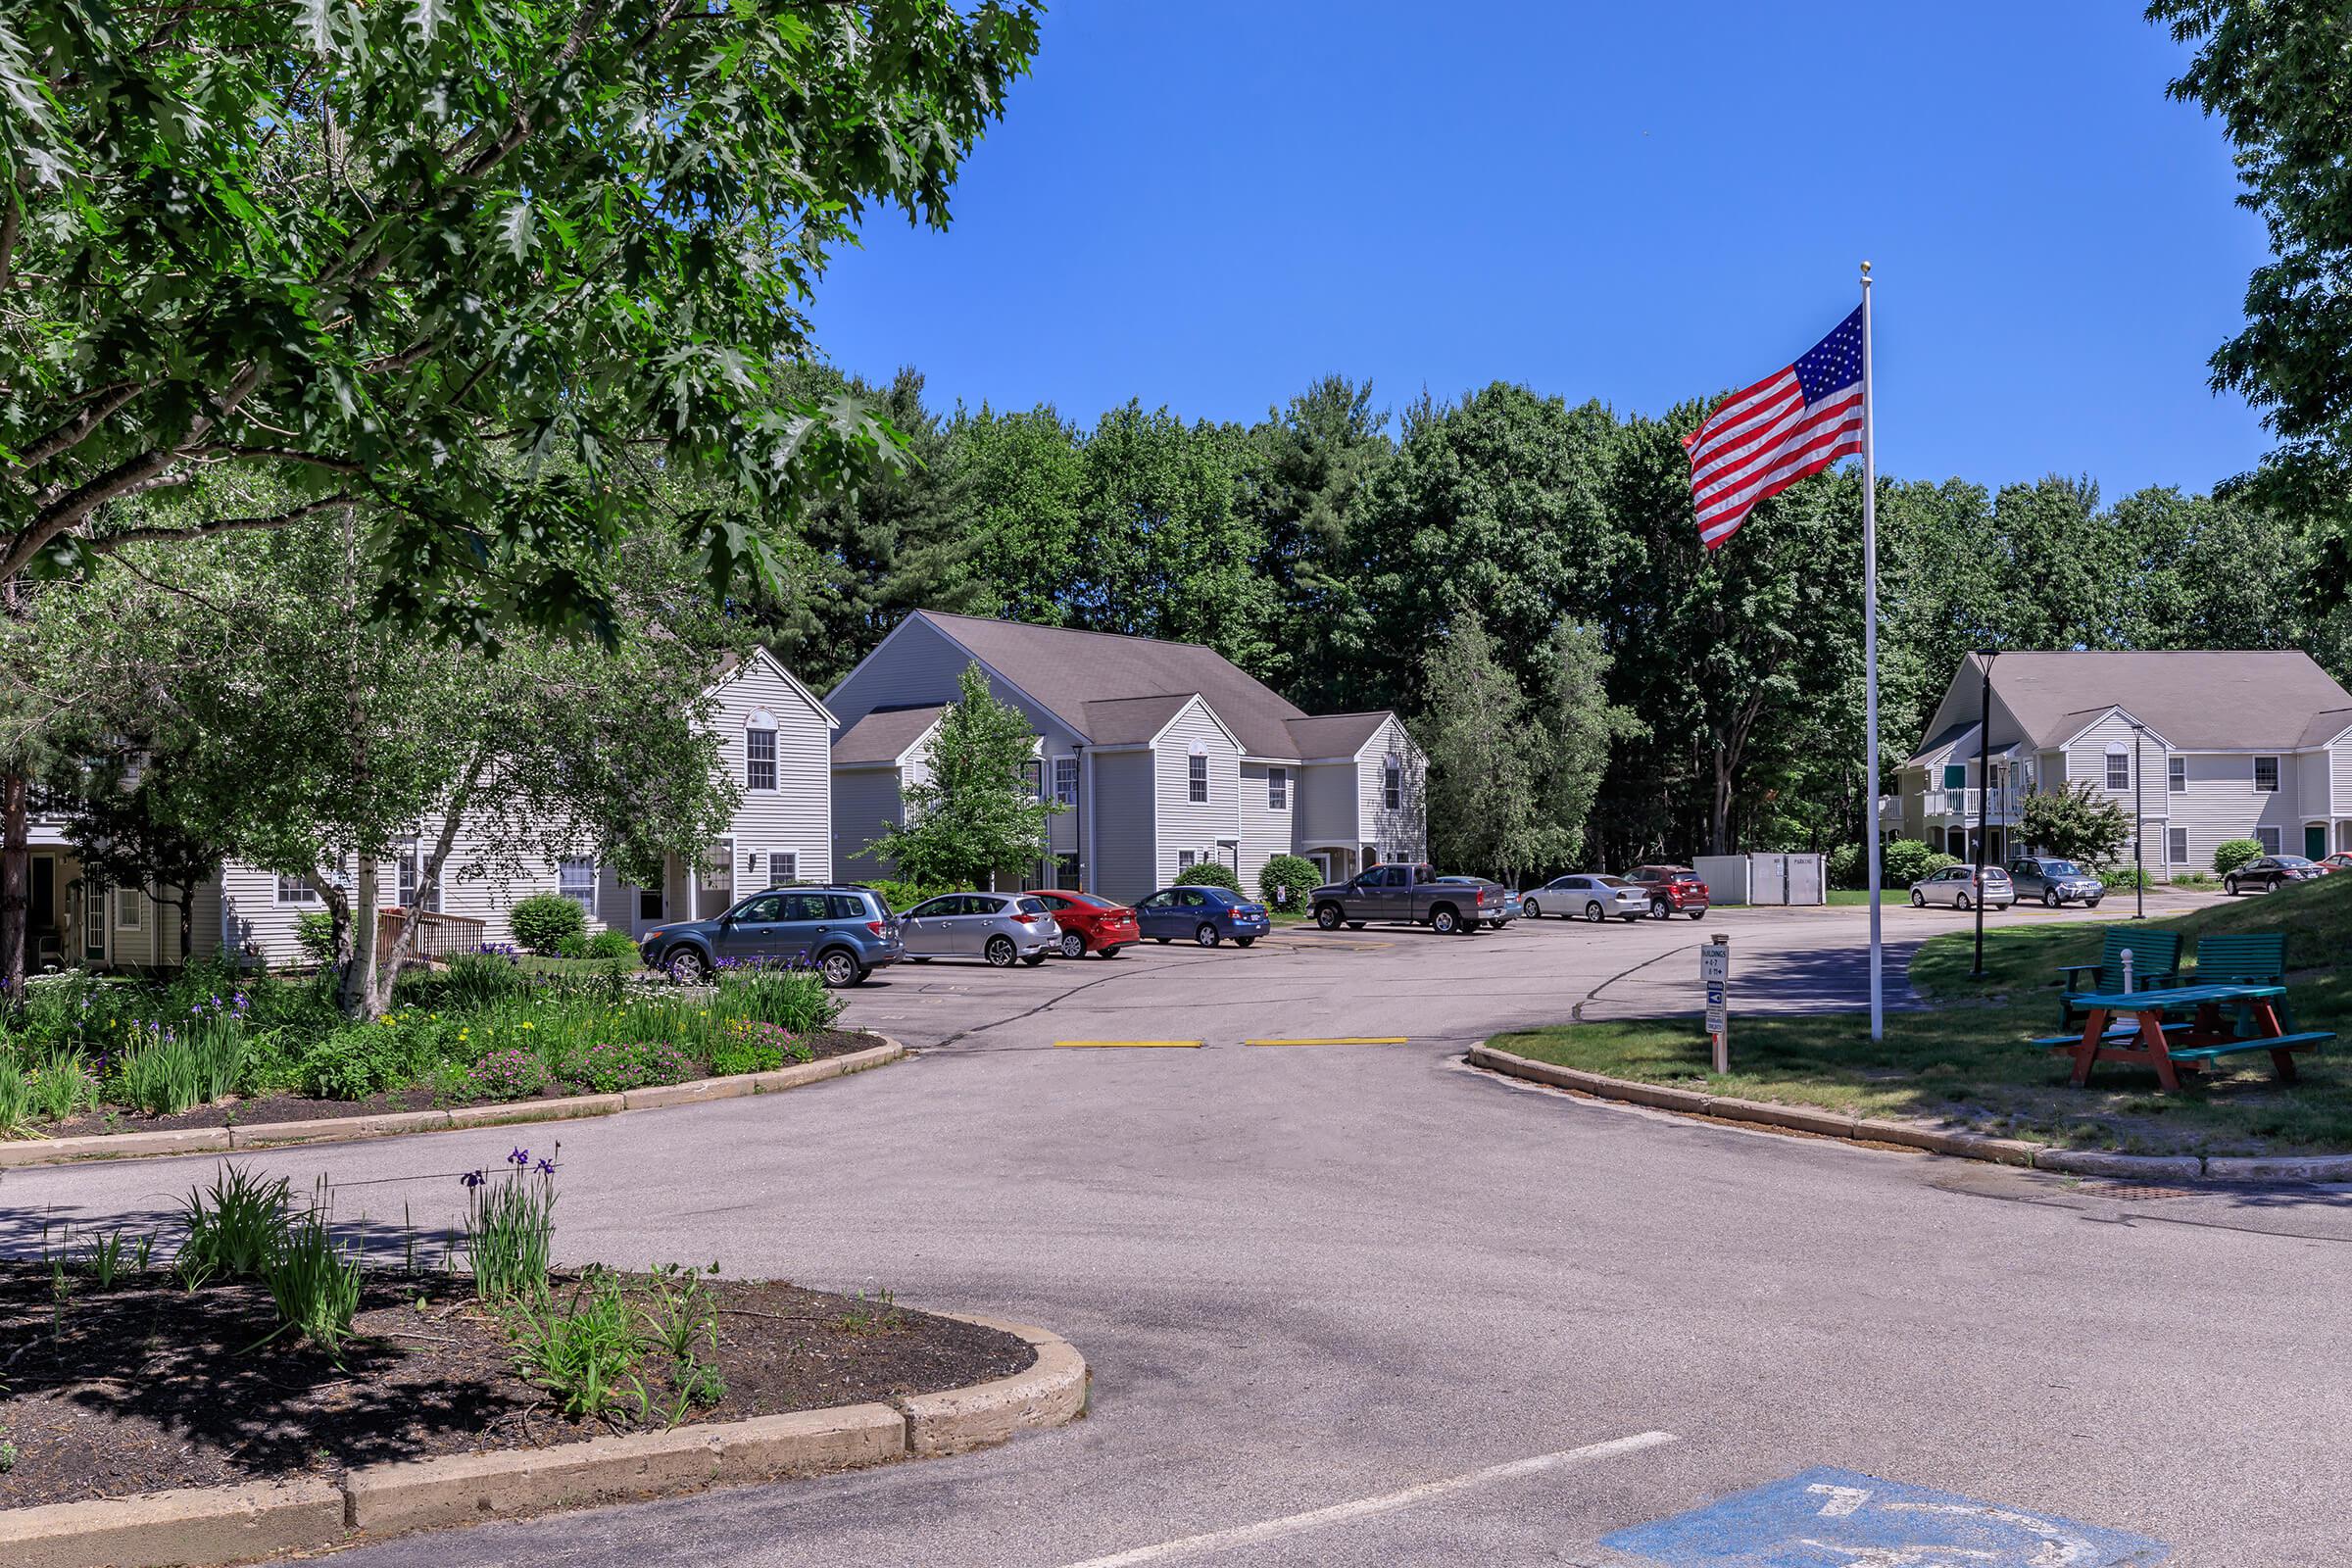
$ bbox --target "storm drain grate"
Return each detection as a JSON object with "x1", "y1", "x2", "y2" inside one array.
[{"x1": 2080, "y1": 1180, "x2": 2197, "y2": 1201}]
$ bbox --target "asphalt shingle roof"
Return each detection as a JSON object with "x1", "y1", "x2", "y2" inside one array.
[
  {"x1": 1958, "y1": 650, "x2": 2352, "y2": 752},
  {"x1": 830, "y1": 704, "x2": 948, "y2": 765}
]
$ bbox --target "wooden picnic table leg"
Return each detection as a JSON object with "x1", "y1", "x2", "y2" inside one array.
[
  {"x1": 2072, "y1": 1007, "x2": 2109, "y2": 1089},
  {"x1": 2141, "y1": 1007, "x2": 2180, "y2": 1093},
  {"x1": 2248, "y1": 1000, "x2": 2300, "y2": 1083}
]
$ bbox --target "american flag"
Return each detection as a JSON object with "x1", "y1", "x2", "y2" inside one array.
[{"x1": 1684, "y1": 307, "x2": 1865, "y2": 550}]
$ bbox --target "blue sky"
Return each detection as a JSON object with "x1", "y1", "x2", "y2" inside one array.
[{"x1": 810, "y1": 2, "x2": 2272, "y2": 496}]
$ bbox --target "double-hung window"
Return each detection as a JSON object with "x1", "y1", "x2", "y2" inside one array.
[
  {"x1": 2258, "y1": 826, "x2": 2283, "y2": 855},
  {"x1": 767, "y1": 852, "x2": 797, "y2": 887},
  {"x1": 275, "y1": 871, "x2": 320, "y2": 905},
  {"x1": 559, "y1": 858, "x2": 597, "y2": 913},
  {"x1": 2168, "y1": 757, "x2": 2185, "y2": 793},
  {"x1": 1382, "y1": 756, "x2": 1401, "y2": 810},
  {"x1": 2167, "y1": 827, "x2": 2189, "y2": 864},
  {"x1": 1268, "y1": 766, "x2": 1289, "y2": 809},
  {"x1": 2253, "y1": 756, "x2": 2279, "y2": 793},
  {"x1": 1054, "y1": 758, "x2": 1078, "y2": 807},
  {"x1": 115, "y1": 887, "x2": 141, "y2": 930},
  {"x1": 1188, "y1": 754, "x2": 1207, "y2": 804},
  {"x1": 745, "y1": 726, "x2": 777, "y2": 791},
  {"x1": 2104, "y1": 749, "x2": 2130, "y2": 792},
  {"x1": 1178, "y1": 850, "x2": 1198, "y2": 870},
  {"x1": 395, "y1": 838, "x2": 443, "y2": 912}
]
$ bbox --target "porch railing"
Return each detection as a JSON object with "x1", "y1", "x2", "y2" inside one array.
[
  {"x1": 1923, "y1": 787, "x2": 2026, "y2": 822},
  {"x1": 375, "y1": 906, "x2": 488, "y2": 968}
]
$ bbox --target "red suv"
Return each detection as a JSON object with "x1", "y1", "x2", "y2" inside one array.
[{"x1": 1627, "y1": 864, "x2": 1710, "y2": 920}]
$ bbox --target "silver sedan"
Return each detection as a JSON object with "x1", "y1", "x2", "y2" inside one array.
[
  {"x1": 897, "y1": 892, "x2": 1059, "y2": 967},
  {"x1": 1522, "y1": 874, "x2": 1651, "y2": 923},
  {"x1": 1908, "y1": 865, "x2": 2016, "y2": 910}
]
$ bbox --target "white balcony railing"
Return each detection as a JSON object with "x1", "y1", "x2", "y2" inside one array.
[{"x1": 1923, "y1": 787, "x2": 2025, "y2": 823}]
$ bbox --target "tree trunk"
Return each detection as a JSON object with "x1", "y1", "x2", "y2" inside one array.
[
  {"x1": 179, "y1": 883, "x2": 194, "y2": 962},
  {"x1": 318, "y1": 874, "x2": 352, "y2": 978},
  {"x1": 368, "y1": 776, "x2": 474, "y2": 1016},
  {"x1": 340, "y1": 858, "x2": 378, "y2": 1017},
  {"x1": 0, "y1": 771, "x2": 25, "y2": 1010}
]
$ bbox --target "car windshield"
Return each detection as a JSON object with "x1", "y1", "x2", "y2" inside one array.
[
  {"x1": 1596, "y1": 876, "x2": 1631, "y2": 888},
  {"x1": 2040, "y1": 860, "x2": 2082, "y2": 877}
]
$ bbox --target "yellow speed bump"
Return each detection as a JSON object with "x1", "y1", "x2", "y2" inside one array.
[
  {"x1": 1054, "y1": 1039, "x2": 1204, "y2": 1050},
  {"x1": 1242, "y1": 1037, "x2": 1407, "y2": 1047}
]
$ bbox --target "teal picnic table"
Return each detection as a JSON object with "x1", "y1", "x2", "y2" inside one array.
[{"x1": 2055, "y1": 982, "x2": 2329, "y2": 1091}]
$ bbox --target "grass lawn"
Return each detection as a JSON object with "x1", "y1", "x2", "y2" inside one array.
[
  {"x1": 1826, "y1": 889, "x2": 1888, "y2": 906},
  {"x1": 1487, "y1": 876, "x2": 2352, "y2": 1156}
]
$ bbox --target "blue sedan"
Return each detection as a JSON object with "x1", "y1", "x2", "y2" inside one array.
[{"x1": 1133, "y1": 884, "x2": 1271, "y2": 948}]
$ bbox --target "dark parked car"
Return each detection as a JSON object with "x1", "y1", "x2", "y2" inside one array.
[
  {"x1": 1028, "y1": 889, "x2": 1140, "y2": 957},
  {"x1": 1134, "y1": 884, "x2": 1270, "y2": 947},
  {"x1": 639, "y1": 886, "x2": 903, "y2": 988},
  {"x1": 2225, "y1": 856, "x2": 2323, "y2": 896},
  {"x1": 2006, "y1": 856, "x2": 2104, "y2": 908},
  {"x1": 1625, "y1": 864, "x2": 1710, "y2": 920},
  {"x1": 1307, "y1": 862, "x2": 1507, "y2": 934}
]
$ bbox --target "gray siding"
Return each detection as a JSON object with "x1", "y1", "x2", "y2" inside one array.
[
  {"x1": 832, "y1": 767, "x2": 906, "y2": 881},
  {"x1": 1356, "y1": 716, "x2": 1426, "y2": 863},
  {"x1": 1091, "y1": 750, "x2": 1157, "y2": 902},
  {"x1": 1237, "y1": 761, "x2": 1293, "y2": 894}
]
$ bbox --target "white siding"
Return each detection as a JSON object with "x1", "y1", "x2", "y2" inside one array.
[
  {"x1": 1152, "y1": 699, "x2": 1241, "y2": 886},
  {"x1": 1091, "y1": 750, "x2": 1156, "y2": 902},
  {"x1": 712, "y1": 652, "x2": 833, "y2": 892},
  {"x1": 1357, "y1": 717, "x2": 1426, "y2": 864}
]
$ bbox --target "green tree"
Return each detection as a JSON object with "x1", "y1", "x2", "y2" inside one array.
[
  {"x1": 2018, "y1": 782, "x2": 2134, "y2": 869},
  {"x1": 1525, "y1": 621, "x2": 1641, "y2": 870},
  {"x1": 869, "y1": 663, "x2": 1056, "y2": 887},
  {"x1": 942, "y1": 405, "x2": 1090, "y2": 626},
  {"x1": 1420, "y1": 609, "x2": 1554, "y2": 882}
]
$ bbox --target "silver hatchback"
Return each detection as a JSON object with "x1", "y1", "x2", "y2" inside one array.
[
  {"x1": 898, "y1": 892, "x2": 1059, "y2": 967},
  {"x1": 1522, "y1": 873, "x2": 1650, "y2": 922},
  {"x1": 1908, "y1": 865, "x2": 2015, "y2": 910}
]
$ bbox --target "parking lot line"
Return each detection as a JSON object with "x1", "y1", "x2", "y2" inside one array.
[
  {"x1": 1242, "y1": 1037, "x2": 1408, "y2": 1047},
  {"x1": 1054, "y1": 1040, "x2": 1206, "y2": 1050},
  {"x1": 1053, "y1": 1431, "x2": 1678, "y2": 1567}
]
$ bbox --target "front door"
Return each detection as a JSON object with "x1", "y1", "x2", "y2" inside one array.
[
  {"x1": 29, "y1": 856, "x2": 56, "y2": 962},
  {"x1": 2308, "y1": 824, "x2": 2328, "y2": 860}
]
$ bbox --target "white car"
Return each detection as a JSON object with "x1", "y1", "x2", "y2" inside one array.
[
  {"x1": 1522, "y1": 873, "x2": 1651, "y2": 923},
  {"x1": 1908, "y1": 865, "x2": 2015, "y2": 910}
]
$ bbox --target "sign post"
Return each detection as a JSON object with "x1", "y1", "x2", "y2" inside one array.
[{"x1": 1700, "y1": 933, "x2": 1731, "y2": 1073}]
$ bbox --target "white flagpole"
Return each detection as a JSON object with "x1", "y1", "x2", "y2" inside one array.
[{"x1": 1861, "y1": 261, "x2": 1884, "y2": 1043}]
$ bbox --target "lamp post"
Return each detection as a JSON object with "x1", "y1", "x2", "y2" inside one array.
[
  {"x1": 2126, "y1": 719, "x2": 2146, "y2": 920},
  {"x1": 1971, "y1": 650, "x2": 1996, "y2": 981}
]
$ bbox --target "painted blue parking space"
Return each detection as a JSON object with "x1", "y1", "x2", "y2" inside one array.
[{"x1": 1600, "y1": 1466, "x2": 2170, "y2": 1566}]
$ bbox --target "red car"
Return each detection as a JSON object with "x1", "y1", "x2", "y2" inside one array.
[
  {"x1": 1627, "y1": 864, "x2": 1711, "y2": 920},
  {"x1": 2321, "y1": 852, "x2": 2352, "y2": 875},
  {"x1": 1026, "y1": 890, "x2": 1139, "y2": 958}
]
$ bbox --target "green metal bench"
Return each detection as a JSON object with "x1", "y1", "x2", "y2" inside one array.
[
  {"x1": 2190, "y1": 932, "x2": 2298, "y2": 1034},
  {"x1": 2057, "y1": 928, "x2": 2180, "y2": 1030},
  {"x1": 2165, "y1": 1031, "x2": 2334, "y2": 1081}
]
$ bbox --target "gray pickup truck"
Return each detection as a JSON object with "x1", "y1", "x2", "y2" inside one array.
[{"x1": 1308, "y1": 862, "x2": 1508, "y2": 934}]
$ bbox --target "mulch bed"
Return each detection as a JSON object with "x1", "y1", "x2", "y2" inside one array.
[
  {"x1": 26, "y1": 1029, "x2": 887, "y2": 1141},
  {"x1": 0, "y1": 1263, "x2": 1029, "y2": 1508}
]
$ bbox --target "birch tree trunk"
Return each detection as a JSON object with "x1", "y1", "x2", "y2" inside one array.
[
  {"x1": 0, "y1": 772, "x2": 25, "y2": 1009},
  {"x1": 340, "y1": 858, "x2": 378, "y2": 1016}
]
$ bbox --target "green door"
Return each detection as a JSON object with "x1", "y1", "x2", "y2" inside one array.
[{"x1": 2309, "y1": 824, "x2": 2328, "y2": 859}]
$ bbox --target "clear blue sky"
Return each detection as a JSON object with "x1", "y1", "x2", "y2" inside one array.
[{"x1": 811, "y1": 2, "x2": 2272, "y2": 497}]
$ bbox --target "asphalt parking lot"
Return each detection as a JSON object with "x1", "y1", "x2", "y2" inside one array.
[{"x1": 9, "y1": 890, "x2": 2338, "y2": 1567}]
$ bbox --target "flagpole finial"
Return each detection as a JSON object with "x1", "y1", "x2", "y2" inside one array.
[{"x1": 1860, "y1": 259, "x2": 1872, "y2": 279}]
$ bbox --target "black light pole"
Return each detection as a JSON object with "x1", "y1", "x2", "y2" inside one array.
[
  {"x1": 1972, "y1": 650, "x2": 1996, "y2": 980},
  {"x1": 2126, "y1": 720, "x2": 2146, "y2": 920}
]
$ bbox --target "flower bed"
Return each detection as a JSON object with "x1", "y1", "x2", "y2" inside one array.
[
  {"x1": 0, "y1": 956, "x2": 872, "y2": 1141},
  {"x1": 0, "y1": 1156, "x2": 1032, "y2": 1508}
]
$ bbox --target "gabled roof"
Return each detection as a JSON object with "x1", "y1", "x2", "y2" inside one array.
[
  {"x1": 708, "y1": 646, "x2": 839, "y2": 727},
  {"x1": 2301, "y1": 708, "x2": 2352, "y2": 748},
  {"x1": 1942, "y1": 651, "x2": 2352, "y2": 754},
  {"x1": 1283, "y1": 712, "x2": 1393, "y2": 759},
  {"x1": 830, "y1": 704, "x2": 947, "y2": 766},
  {"x1": 1083, "y1": 694, "x2": 1204, "y2": 746},
  {"x1": 910, "y1": 611, "x2": 1317, "y2": 757}
]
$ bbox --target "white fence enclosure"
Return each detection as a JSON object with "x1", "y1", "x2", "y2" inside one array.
[{"x1": 1692, "y1": 853, "x2": 1826, "y2": 906}]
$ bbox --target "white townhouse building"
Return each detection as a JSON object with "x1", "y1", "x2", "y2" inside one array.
[
  {"x1": 22, "y1": 647, "x2": 836, "y2": 971},
  {"x1": 1897, "y1": 650, "x2": 2352, "y2": 878},
  {"x1": 826, "y1": 611, "x2": 1426, "y2": 903}
]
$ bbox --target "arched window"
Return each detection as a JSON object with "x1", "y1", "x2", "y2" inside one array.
[{"x1": 745, "y1": 710, "x2": 778, "y2": 791}]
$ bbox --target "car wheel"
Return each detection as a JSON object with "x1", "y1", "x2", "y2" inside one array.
[
  {"x1": 2043, "y1": 889, "x2": 2061, "y2": 907},
  {"x1": 1688, "y1": 909, "x2": 1706, "y2": 921},
  {"x1": 663, "y1": 947, "x2": 710, "y2": 984},
  {"x1": 1651, "y1": 899, "x2": 1671, "y2": 920},
  {"x1": 1909, "y1": 890, "x2": 1926, "y2": 907},
  {"x1": 1102, "y1": 945, "x2": 1126, "y2": 958},
  {"x1": 1235, "y1": 936, "x2": 1255, "y2": 948},
  {"x1": 985, "y1": 935, "x2": 1017, "y2": 967},
  {"x1": 1431, "y1": 906, "x2": 1460, "y2": 935},
  {"x1": 1620, "y1": 912, "x2": 1642, "y2": 922},
  {"x1": 2084, "y1": 897, "x2": 2101, "y2": 908},
  {"x1": 906, "y1": 956, "x2": 931, "y2": 964},
  {"x1": 816, "y1": 949, "x2": 863, "y2": 989},
  {"x1": 1957, "y1": 892, "x2": 1972, "y2": 910},
  {"x1": 2225, "y1": 877, "x2": 2239, "y2": 897},
  {"x1": 1195, "y1": 922, "x2": 1221, "y2": 948},
  {"x1": 1585, "y1": 901, "x2": 1605, "y2": 922},
  {"x1": 1059, "y1": 931, "x2": 1087, "y2": 959},
  {"x1": 1315, "y1": 903, "x2": 1344, "y2": 930},
  {"x1": 1347, "y1": 921, "x2": 1367, "y2": 930},
  {"x1": 1522, "y1": 900, "x2": 1542, "y2": 920},
  {"x1": 1021, "y1": 953, "x2": 1048, "y2": 966},
  {"x1": 1153, "y1": 937, "x2": 1170, "y2": 945}
]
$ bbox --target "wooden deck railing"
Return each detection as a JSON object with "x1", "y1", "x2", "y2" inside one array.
[{"x1": 375, "y1": 906, "x2": 489, "y2": 968}]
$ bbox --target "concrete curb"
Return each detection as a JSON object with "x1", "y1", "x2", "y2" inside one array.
[
  {"x1": 0, "y1": 1312, "x2": 1084, "y2": 1568},
  {"x1": 1466, "y1": 1043, "x2": 2352, "y2": 1184},
  {"x1": 0, "y1": 1040, "x2": 906, "y2": 1169}
]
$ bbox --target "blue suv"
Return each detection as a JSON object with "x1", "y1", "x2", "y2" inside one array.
[
  {"x1": 1133, "y1": 884, "x2": 1271, "y2": 948},
  {"x1": 638, "y1": 886, "x2": 904, "y2": 988}
]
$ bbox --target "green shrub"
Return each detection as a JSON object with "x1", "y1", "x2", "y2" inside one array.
[
  {"x1": 715, "y1": 965, "x2": 842, "y2": 1034},
  {"x1": 462, "y1": 1048, "x2": 551, "y2": 1102},
  {"x1": 708, "y1": 1019, "x2": 814, "y2": 1075},
  {"x1": 869, "y1": 879, "x2": 951, "y2": 914},
  {"x1": 555, "y1": 932, "x2": 590, "y2": 958},
  {"x1": 298, "y1": 1022, "x2": 420, "y2": 1101},
  {"x1": 436, "y1": 951, "x2": 530, "y2": 1010},
  {"x1": 510, "y1": 895, "x2": 587, "y2": 956},
  {"x1": 1174, "y1": 860, "x2": 1242, "y2": 893},
  {"x1": 293, "y1": 910, "x2": 336, "y2": 966},
  {"x1": 1257, "y1": 855, "x2": 1320, "y2": 912},
  {"x1": 560, "y1": 1040, "x2": 699, "y2": 1093},
  {"x1": 2214, "y1": 838, "x2": 2264, "y2": 875},
  {"x1": 1825, "y1": 843, "x2": 1866, "y2": 890},
  {"x1": 176, "y1": 1164, "x2": 292, "y2": 1282},
  {"x1": 262, "y1": 1196, "x2": 362, "y2": 1358},
  {"x1": 585, "y1": 930, "x2": 639, "y2": 962},
  {"x1": 2100, "y1": 865, "x2": 2150, "y2": 890},
  {"x1": 1881, "y1": 839, "x2": 1958, "y2": 887}
]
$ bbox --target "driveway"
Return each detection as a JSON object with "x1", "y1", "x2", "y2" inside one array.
[{"x1": 6, "y1": 896, "x2": 2341, "y2": 1567}]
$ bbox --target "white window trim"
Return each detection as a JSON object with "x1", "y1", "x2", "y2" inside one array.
[
  {"x1": 559, "y1": 857, "x2": 598, "y2": 912},
  {"x1": 1187, "y1": 753, "x2": 1207, "y2": 805},
  {"x1": 1268, "y1": 765, "x2": 1289, "y2": 810},
  {"x1": 2167, "y1": 756, "x2": 2185, "y2": 794},
  {"x1": 2166, "y1": 827, "x2": 2188, "y2": 864},
  {"x1": 115, "y1": 886, "x2": 141, "y2": 931},
  {"x1": 1177, "y1": 849, "x2": 1198, "y2": 870},
  {"x1": 1053, "y1": 757, "x2": 1078, "y2": 807},
  {"x1": 744, "y1": 721, "x2": 778, "y2": 792},
  {"x1": 2253, "y1": 756, "x2": 2280, "y2": 793},
  {"x1": 274, "y1": 872, "x2": 320, "y2": 906},
  {"x1": 702, "y1": 837, "x2": 734, "y2": 893},
  {"x1": 1382, "y1": 756, "x2": 1402, "y2": 810},
  {"x1": 767, "y1": 851, "x2": 798, "y2": 887},
  {"x1": 2103, "y1": 746, "x2": 2130, "y2": 792},
  {"x1": 2257, "y1": 826, "x2": 2283, "y2": 855}
]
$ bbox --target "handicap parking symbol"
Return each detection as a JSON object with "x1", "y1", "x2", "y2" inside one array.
[{"x1": 1600, "y1": 1466, "x2": 2170, "y2": 1566}]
